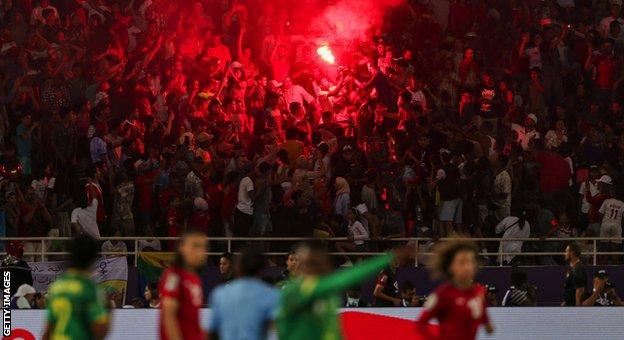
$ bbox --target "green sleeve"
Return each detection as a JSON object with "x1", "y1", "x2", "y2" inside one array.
[
  {"x1": 283, "y1": 253, "x2": 393, "y2": 312},
  {"x1": 87, "y1": 285, "x2": 108, "y2": 325}
]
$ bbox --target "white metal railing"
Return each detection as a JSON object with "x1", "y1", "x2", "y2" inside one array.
[{"x1": 0, "y1": 237, "x2": 621, "y2": 267}]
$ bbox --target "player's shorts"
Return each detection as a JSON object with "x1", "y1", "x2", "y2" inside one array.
[
  {"x1": 439, "y1": 198, "x2": 463, "y2": 224},
  {"x1": 600, "y1": 223, "x2": 622, "y2": 244}
]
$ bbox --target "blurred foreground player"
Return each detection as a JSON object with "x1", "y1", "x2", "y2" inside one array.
[
  {"x1": 416, "y1": 239, "x2": 494, "y2": 340},
  {"x1": 43, "y1": 235, "x2": 109, "y2": 340},
  {"x1": 208, "y1": 247, "x2": 279, "y2": 340},
  {"x1": 159, "y1": 230, "x2": 208, "y2": 340},
  {"x1": 277, "y1": 243, "x2": 411, "y2": 340}
]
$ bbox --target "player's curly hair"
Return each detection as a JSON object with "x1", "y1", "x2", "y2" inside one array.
[{"x1": 427, "y1": 236, "x2": 480, "y2": 280}]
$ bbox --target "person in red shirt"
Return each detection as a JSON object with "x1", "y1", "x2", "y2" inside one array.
[
  {"x1": 85, "y1": 164, "x2": 106, "y2": 224},
  {"x1": 534, "y1": 147, "x2": 572, "y2": 194},
  {"x1": 136, "y1": 163, "x2": 159, "y2": 232},
  {"x1": 165, "y1": 197, "x2": 183, "y2": 252},
  {"x1": 188, "y1": 197, "x2": 211, "y2": 235},
  {"x1": 159, "y1": 229, "x2": 208, "y2": 340},
  {"x1": 585, "y1": 40, "x2": 621, "y2": 91},
  {"x1": 416, "y1": 239, "x2": 494, "y2": 340}
]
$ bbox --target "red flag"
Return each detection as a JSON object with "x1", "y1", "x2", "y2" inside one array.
[{"x1": 341, "y1": 311, "x2": 440, "y2": 340}]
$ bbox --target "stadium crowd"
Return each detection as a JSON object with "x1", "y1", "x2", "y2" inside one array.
[{"x1": 1, "y1": 0, "x2": 624, "y2": 272}]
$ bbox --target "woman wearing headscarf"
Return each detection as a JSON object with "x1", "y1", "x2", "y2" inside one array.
[{"x1": 333, "y1": 177, "x2": 351, "y2": 217}]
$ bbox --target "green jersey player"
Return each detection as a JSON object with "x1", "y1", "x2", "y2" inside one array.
[
  {"x1": 276, "y1": 243, "x2": 409, "y2": 340},
  {"x1": 43, "y1": 235, "x2": 109, "y2": 340}
]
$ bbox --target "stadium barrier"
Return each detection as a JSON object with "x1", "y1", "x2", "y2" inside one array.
[
  {"x1": 1, "y1": 236, "x2": 622, "y2": 266},
  {"x1": 8, "y1": 308, "x2": 624, "y2": 340}
]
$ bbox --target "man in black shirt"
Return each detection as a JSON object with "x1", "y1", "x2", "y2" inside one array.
[
  {"x1": 563, "y1": 243, "x2": 588, "y2": 306},
  {"x1": 372, "y1": 256, "x2": 401, "y2": 306}
]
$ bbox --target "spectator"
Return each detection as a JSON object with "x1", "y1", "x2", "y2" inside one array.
[
  {"x1": 597, "y1": 185, "x2": 624, "y2": 264},
  {"x1": 502, "y1": 269, "x2": 536, "y2": 307},
  {"x1": 101, "y1": 230, "x2": 127, "y2": 256},
  {"x1": 485, "y1": 285, "x2": 498, "y2": 307},
  {"x1": 1, "y1": 0, "x2": 624, "y2": 288},
  {"x1": 332, "y1": 177, "x2": 350, "y2": 217},
  {"x1": 335, "y1": 207, "x2": 370, "y2": 265},
  {"x1": 495, "y1": 210, "x2": 531, "y2": 265},
  {"x1": 111, "y1": 172, "x2": 135, "y2": 237},
  {"x1": 234, "y1": 165, "x2": 255, "y2": 237},
  {"x1": 345, "y1": 289, "x2": 364, "y2": 307},
  {"x1": 0, "y1": 241, "x2": 33, "y2": 296},
  {"x1": 16, "y1": 113, "x2": 38, "y2": 175},
  {"x1": 219, "y1": 252, "x2": 234, "y2": 284},
  {"x1": 144, "y1": 283, "x2": 161, "y2": 309},
  {"x1": 563, "y1": 243, "x2": 588, "y2": 306},
  {"x1": 585, "y1": 175, "x2": 613, "y2": 233},
  {"x1": 277, "y1": 250, "x2": 300, "y2": 287},
  {"x1": 10, "y1": 283, "x2": 36, "y2": 309},
  {"x1": 436, "y1": 150, "x2": 462, "y2": 236},
  {"x1": 582, "y1": 269, "x2": 623, "y2": 306},
  {"x1": 399, "y1": 281, "x2": 419, "y2": 307},
  {"x1": 70, "y1": 194, "x2": 99, "y2": 238}
]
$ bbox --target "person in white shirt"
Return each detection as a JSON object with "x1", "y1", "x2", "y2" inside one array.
[
  {"x1": 598, "y1": 187, "x2": 624, "y2": 263},
  {"x1": 492, "y1": 155, "x2": 512, "y2": 222},
  {"x1": 406, "y1": 75, "x2": 428, "y2": 111},
  {"x1": 281, "y1": 76, "x2": 315, "y2": 107},
  {"x1": 599, "y1": 3, "x2": 624, "y2": 38},
  {"x1": 30, "y1": 0, "x2": 59, "y2": 25},
  {"x1": 336, "y1": 208, "x2": 370, "y2": 265},
  {"x1": 101, "y1": 230, "x2": 127, "y2": 257},
  {"x1": 511, "y1": 114, "x2": 540, "y2": 150},
  {"x1": 233, "y1": 166, "x2": 255, "y2": 236},
  {"x1": 495, "y1": 211, "x2": 531, "y2": 265},
  {"x1": 544, "y1": 120, "x2": 568, "y2": 150},
  {"x1": 70, "y1": 197, "x2": 100, "y2": 238},
  {"x1": 579, "y1": 166, "x2": 600, "y2": 229}
]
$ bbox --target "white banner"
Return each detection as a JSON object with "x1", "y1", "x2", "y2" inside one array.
[
  {"x1": 7, "y1": 308, "x2": 624, "y2": 340},
  {"x1": 27, "y1": 257, "x2": 128, "y2": 299}
]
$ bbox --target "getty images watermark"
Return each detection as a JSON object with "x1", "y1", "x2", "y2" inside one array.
[{"x1": 2, "y1": 270, "x2": 10, "y2": 336}]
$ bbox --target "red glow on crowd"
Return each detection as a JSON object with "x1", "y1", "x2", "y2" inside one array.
[{"x1": 317, "y1": 45, "x2": 336, "y2": 64}]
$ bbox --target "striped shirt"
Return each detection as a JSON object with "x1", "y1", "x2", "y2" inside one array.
[{"x1": 502, "y1": 287, "x2": 529, "y2": 306}]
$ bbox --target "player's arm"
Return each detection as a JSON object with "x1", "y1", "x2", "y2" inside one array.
[
  {"x1": 315, "y1": 253, "x2": 394, "y2": 296},
  {"x1": 416, "y1": 292, "x2": 442, "y2": 339},
  {"x1": 92, "y1": 320, "x2": 109, "y2": 340},
  {"x1": 207, "y1": 290, "x2": 221, "y2": 340},
  {"x1": 42, "y1": 322, "x2": 51, "y2": 340},
  {"x1": 283, "y1": 253, "x2": 394, "y2": 313},
  {"x1": 481, "y1": 290, "x2": 494, "y2": 334},
  {"x1": 89, "y1": 286, "x2": 110, "y2": 340},
  {"x1": 162, "y1": 296, "x2": 183, "y2": 340}
]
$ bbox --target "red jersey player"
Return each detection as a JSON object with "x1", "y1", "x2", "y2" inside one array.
[
  {"x1": 159, "y1": 229, "x2": 208, "y2": 340},
  {"x1": 416, "y1": 239, "x2": 494, "y2": 340}
]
